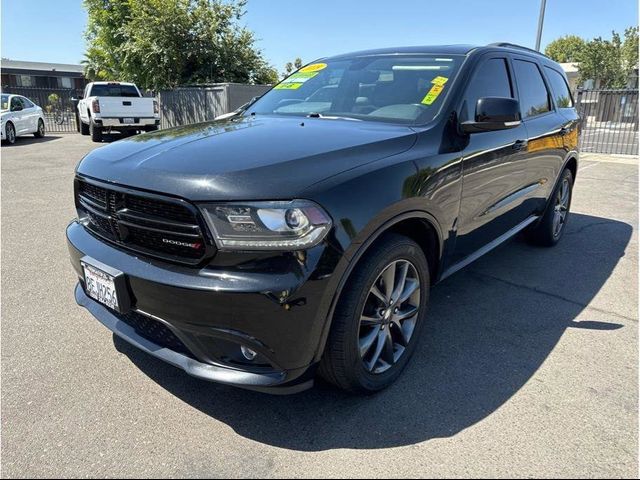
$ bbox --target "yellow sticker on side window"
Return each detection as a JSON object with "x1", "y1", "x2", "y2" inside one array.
[
  {"x1": 431, "y1": 76, "x2": 449, "y2": 87},
  {"x1": 299, "y1": 63, "x2": 327, "y2": 73},
  {"x1": 421, "y1": 84, "x2": 444, "y2": 105}
]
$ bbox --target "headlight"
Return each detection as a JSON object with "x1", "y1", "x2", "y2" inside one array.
[{"x1": 200, "y1": 200, "x2": 332, "y2": 250}]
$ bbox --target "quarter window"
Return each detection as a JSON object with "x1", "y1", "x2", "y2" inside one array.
[
  {"x1": 462, "y1": 58, "x2": 513, "y2": 122},
  {"x1": 513, "y1": 60, "x2": 551, "y2": 118},
  {"x1": 544, "y1": 67, "x2": 573, "y2": 108}
]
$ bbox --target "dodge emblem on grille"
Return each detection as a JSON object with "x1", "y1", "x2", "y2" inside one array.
[{"x1": 162, "y1": 238, "x2": 202, "y2": 249}]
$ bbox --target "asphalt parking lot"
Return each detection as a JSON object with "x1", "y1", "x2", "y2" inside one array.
[{"x1": 1, "y1": 133, "x2": 638, "y2": 478}]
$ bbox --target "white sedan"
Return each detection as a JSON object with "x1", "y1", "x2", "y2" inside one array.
[{"x1": 1, "y1": 94, "x2": 46, "y2": 145}]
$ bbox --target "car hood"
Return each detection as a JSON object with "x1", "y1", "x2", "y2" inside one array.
[{"x1": 77, "y1": 115, "x2": 417, "y2": 200}]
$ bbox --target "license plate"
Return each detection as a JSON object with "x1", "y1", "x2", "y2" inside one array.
[
  {"x1": 123, "y1": 117, "x2": 134, "y2": 124},
  {"x1": 83, "y1": 262, "x2": 120, "y2": 311}
]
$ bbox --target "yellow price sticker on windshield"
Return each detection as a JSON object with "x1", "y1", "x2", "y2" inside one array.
[
  {"x1": 421, "y1": 84, "x2": 444, "y2": 105},
  {"x1": 431, "y1": 76, "x2": 449, "y2": 87},
  {"x1": 274, "y1": 82, "x2": 304, "y2": 90},
  {"x1": 300, "y1": 63, "x2": 327, "y2": 73}
]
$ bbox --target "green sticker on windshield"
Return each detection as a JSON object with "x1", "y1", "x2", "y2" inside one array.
[{"x1": 274, "y1": 83, "x2": 304, "y2": 90}]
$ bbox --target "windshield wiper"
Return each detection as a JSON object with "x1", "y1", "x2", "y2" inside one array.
[{"x1": 307, "y1": 112, "x2": 361, "y2": 121}]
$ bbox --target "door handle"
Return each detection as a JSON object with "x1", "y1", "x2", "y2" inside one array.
[{"x1": 513, "y1": 139, "x2": 528, "y2": 151}]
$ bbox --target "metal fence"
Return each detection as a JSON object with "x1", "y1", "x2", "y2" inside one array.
[
  {"x1": 575, "y1": 89, "x2": 639, "y2": 155},
  {"x1": 1, "y1": 86, "x2": 83, "y2": 133},
  {"x1": 2, "y1": 83, "x2": 271, "y2": 133},
  {"x1": 157, "y1": 83, "x2": 271, "y2": 129}
]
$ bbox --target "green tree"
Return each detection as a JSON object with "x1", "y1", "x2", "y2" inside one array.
[
  {"x1": 578, "y1": 32, "x2": 628, "y2": 88},
  {"x1": 621, "y1": 26, "x2": 639, "y2": 79},
  {"x1": 544, "y1": 35, "x2": 585, "y2": 63},
  {"x1": 284, "y1": 57, "x2": 303, "y2": 76},
  {"x1": 83, "y1": 0, "x2": 278, "y2": 90}
]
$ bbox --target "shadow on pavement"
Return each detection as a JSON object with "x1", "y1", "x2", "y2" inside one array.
[
  {"x1": 114, "y1": 212, "x2": 632, "y2": 451},
  {"x1": 2, "y1": 135, "x2": 62, "y2": 146}
]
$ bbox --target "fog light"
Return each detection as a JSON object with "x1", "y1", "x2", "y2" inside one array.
[{"x1": 240, "y1": 345, "x2": 257, "y2": 361}]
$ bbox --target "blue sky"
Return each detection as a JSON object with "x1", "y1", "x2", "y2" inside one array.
[{"x1": 2, "y1": 0, "x2": 638, "y2": 72}]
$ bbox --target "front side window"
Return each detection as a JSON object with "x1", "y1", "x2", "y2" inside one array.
[
  {"x1": 544, "y1": 67, "x2": 573, "y2": 108},
  {"x1": 513, "y1": 60, "x2": 551, "y2": 118},
  {"x1": 461, "y1": 58, "x2": 513, "y2": 121},
  {"x1": 10, "y1": 96, "x2": 24, "y2": 110},
  {"x1": 248, "y1": 55, "x2": 465, "y2": 124}
]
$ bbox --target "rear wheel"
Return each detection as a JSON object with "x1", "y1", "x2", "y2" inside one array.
[
  {"x1": 90, "y1": 122, "x2": 103, "y2": 142},
  {"x1": 319, "y1": 234, "x2": 430, "y2": 393},
  {"x1": 4, "y1": 122, "x2": 16, "y2": 145},
  {"x1": 80, "y1": 121, "x2": 90, "y2": 136},
  {"x1": 527, "y1": 168, "x2": 573, "y2": 246},
  {"x1": 34, "y1": 119, "x2": 45, "y2": 138}
]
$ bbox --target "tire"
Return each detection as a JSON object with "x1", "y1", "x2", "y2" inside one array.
[
  {"x1": 34, "y1": 119, "x2": 45, "y2": 138},
  {"x1": 80, "y1": 121, "x2": 90, "y2": 136},
  {"x1": 526, "y1": 168, "x2": 574, "y2": 247},
  {"x1": 4, "y1": 122, "x2": 16, "y2": 145},
  {"x1": 319, "y1": 233, "x2": 430, "y2": 393},
  {"x1": 90, "y1": 122, "x2": 103, "y2": 143}
]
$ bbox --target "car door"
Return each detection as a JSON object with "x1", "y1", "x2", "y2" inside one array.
[
  {"x1": 510, "y1": 56, "x2": 570, "y2": 213},
  {"x1": 9, "y1": 96, "x2": 27, "y2": 133},
  {"x1": 19, "y1": 97, "x2": 38, "y2": 132},
  {"x1": 452, "y1": 54, "x2": 531, "y2": 263}
]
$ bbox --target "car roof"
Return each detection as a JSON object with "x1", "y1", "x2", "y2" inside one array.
[
  {"x1": 322, "y1": 43, "x2": 552, "y2": 63},
  {"x1": 90, "y1": 81, "x2": 137, "y2": 86}
]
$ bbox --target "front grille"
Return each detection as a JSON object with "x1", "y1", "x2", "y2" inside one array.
[
  {"x1": 76, "y1": 178, "x2": 211, "y2": 264},
  {"x1": 116, "y1": 310, "x2": 195, "y2": 358}
]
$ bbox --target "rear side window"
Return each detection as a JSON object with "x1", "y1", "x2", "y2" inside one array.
[
  {"x1": 462, "y1": 58, "x2": 513, "y2": 121},
  {"x1": 21, "y1": 97, "x2": 35, "y2": 108},
  {"x1": 544, "y1": 67, "x2": 573, "y2": 108},
  {"x1": 89, "y1": 84, "x2": 140, "y2": 97},
  {"x1": 513, "y1": 60, "x2": 550, "y2": 118}
]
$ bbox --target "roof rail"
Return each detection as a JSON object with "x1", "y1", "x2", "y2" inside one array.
[{"x1": 488, "y1": 42, "x2": 550, "y2": 58}]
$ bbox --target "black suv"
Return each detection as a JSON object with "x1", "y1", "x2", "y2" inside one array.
[{"x1": 67, "y1": 43, "x2": 579, "y2": 394}]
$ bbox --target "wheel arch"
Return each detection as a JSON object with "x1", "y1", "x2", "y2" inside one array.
[{"x1": 313, "y1": 210, "x2": 444, "y2": 362}]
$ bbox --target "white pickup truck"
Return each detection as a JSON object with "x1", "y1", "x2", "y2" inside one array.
[{"x1": 77, "y1": 82, "x2": 160, "y2": 142}]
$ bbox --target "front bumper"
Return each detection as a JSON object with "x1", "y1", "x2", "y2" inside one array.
[{"x1": 67, "y1": 221, "x2": 338, "y2": 394}]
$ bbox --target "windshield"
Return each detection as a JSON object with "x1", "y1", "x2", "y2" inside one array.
[
  {"x1": 248, "y1": 54, "x2": 464, "y2": 124},
  {"x1": 90, "y1": 84, "x2": 140, "y2": 97},
  {"x1": 1, "y1": 94, "x2": 8, "y2": 111}
]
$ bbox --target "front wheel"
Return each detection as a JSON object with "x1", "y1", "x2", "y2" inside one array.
[
  {"x1": 34, "y1": 119, "x2": 45, "y2": 138},
  {"x1": 527, "y1": 168, "x2": 574, "y2": 246},
  {"x1": 4, "y1": 122, "x2": 16, "y2": 145},
  {"x1": 319, "y1": 233, "x2": 430, "y2": 393}
]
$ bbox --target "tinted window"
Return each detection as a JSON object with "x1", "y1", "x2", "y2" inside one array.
[
  {"x1": 1, "y1": 94, "x2": 8, "y2": 110},
  {"x1": 21, "y1": 97, "x2": 35, "y2": 108},
  {"x1": 250, "y1": 55, "x2": 465, "y2": 125},
  {"x1": 513, "y1": 60, "x2": 550, "y2": 118},
  {"x1": 544, "y1": 67, "x2": 573, "y2": 108},
  {"x1": 10, "y1": 97, "x2": 24, "y2": 110},
  {"x1": 462, "y1": 58, "x2": 512, "y2": 121},
  {"x1": 90, "y1": 84, "x2": 140, "y2": 97}
]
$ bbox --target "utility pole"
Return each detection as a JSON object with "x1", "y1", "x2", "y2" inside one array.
[{"x1": 535, "y1": 0, "x2": 547, "y2": 51}]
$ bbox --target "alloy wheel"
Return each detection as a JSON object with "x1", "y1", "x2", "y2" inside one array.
[
  {"x1": 553, "y1": 178, "x2": 570, "y2": 237},
  {"x1": 358, "y1": 259, "x2": 421, "y2": 374},
  {"x1": 7, "y1": 124, "x2": 15, "y2": 144}
]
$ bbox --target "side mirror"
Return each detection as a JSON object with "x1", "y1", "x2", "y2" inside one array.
[{"x1": 461, "y1": 97, "x2": 521, "y2": 134}]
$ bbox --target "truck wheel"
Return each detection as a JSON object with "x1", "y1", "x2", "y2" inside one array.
[
  {"x1": 90, "y1": 122, "x2": 103, "y2": 142},
  {"x1": 80, "y1": 121, "x2": 90, "y2": 136}
]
